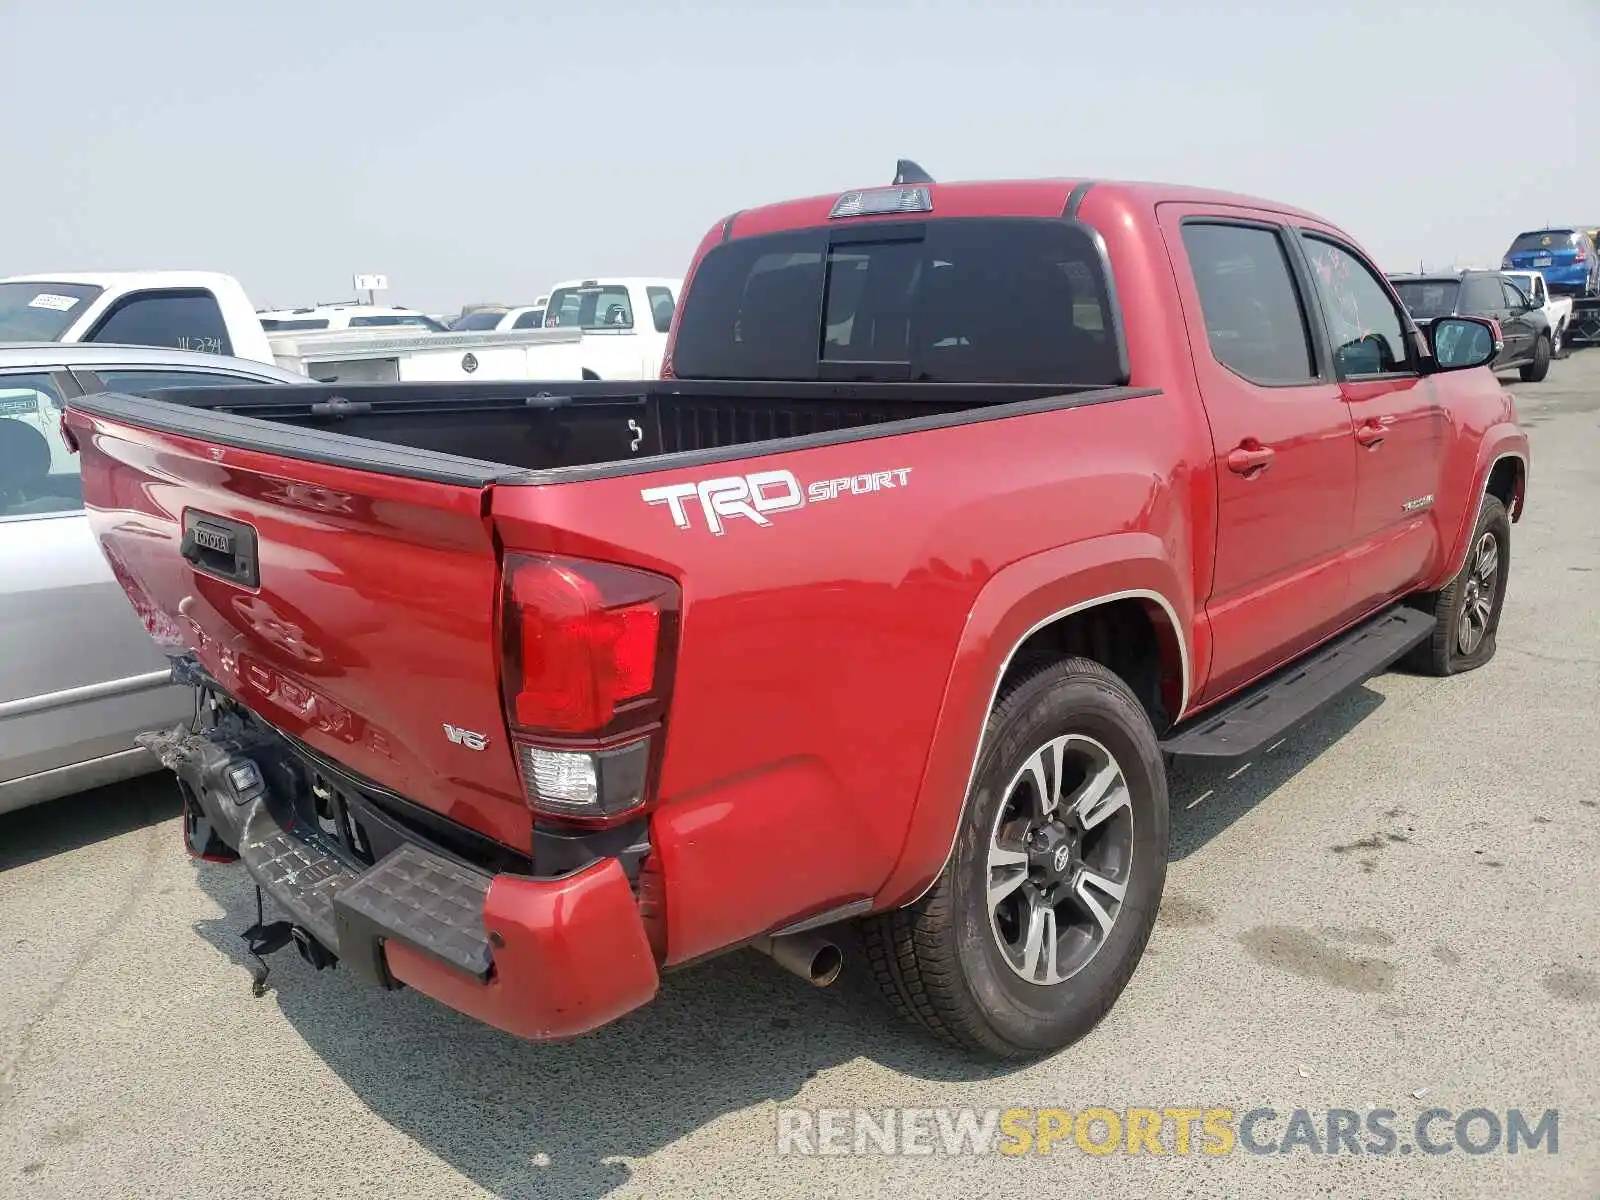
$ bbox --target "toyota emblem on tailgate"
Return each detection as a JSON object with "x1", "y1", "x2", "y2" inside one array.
[{"x1": 192, "y1": 524, "x2": 232, "y2": 555}]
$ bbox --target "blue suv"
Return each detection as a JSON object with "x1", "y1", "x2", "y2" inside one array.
[{"x1": 1502, "y1": 228, "x2": 1600, "y2": 296}]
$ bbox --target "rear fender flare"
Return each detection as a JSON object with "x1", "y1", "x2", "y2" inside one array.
[
  {"x1": 1436, "y1": 434, "x2": 1528, "y2": 587},
  {"x1": 873, "y1": 532, "x2": 1192, "y2": 909}
]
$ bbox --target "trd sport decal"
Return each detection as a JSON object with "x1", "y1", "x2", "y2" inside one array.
[{"x1": 641, "y1": 467, "x2": 912, "y2": 535}]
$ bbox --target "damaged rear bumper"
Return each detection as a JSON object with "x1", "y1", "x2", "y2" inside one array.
[{"x1": 146, "y1": 721, "x2": 660, "y2": 1040}]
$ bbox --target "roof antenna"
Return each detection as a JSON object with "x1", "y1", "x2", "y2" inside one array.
[{"x1": 893, "y1": 159, "x2": 934, "y2": 185}]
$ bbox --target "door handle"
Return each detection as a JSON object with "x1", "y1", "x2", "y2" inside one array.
[
  {"x1": 1355, "y1": 421, "x2": 1387, "y2": 448},
  {"x1": 1225, "y1": 441, "x2": 1275, "y2": 476}
]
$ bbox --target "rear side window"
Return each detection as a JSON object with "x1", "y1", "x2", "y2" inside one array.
[
  {"x1": 1460, "y1": 274, "x2": 1505, "y2": 312},
  {"x1": 348, "y1": 314, "x2": 440, "y2": 329},
  {"x1": 0, "y1": 372, "x2": 80, "y2": 518},
  {"x1": 512, "y1": 308, "x2": 544, "y2": 329},
  {"x1": 259, "y1": 317, "x2": 329, "y2": 331},
  {"x1": 672, "y1": 218, "x2": 1123, "y2": 384},
  {"x1": 646, "y1": 286, "x2": 675, "y2": 334},
  {"x1": 1179, "y1": 223, "x2": 1315, "y2": 384},
  {"x1": 450, "y1": 311, "x2": 505, "y2": 331},
  {"x1": 86, "y1": 290, "x2": 232, "y2": 356}
]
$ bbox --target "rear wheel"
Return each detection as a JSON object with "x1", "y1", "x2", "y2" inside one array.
[
  {"x1": 1404, "y1": 494, "x2": 1510, "y2": 676},
  {"x1": 1519, "y1": 334, "x2": 1551, "y2": 382},
  {"x1": 861, "y1": 657, "x2": 1168, "y2": 1059},
  {"x1": 1553, "y1": 322, "x2": 1568, "y2": 359}
]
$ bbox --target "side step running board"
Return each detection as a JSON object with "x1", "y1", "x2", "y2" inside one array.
[{"x1": 1160, "y1": 605, "x2": 1434, "y2": 761}]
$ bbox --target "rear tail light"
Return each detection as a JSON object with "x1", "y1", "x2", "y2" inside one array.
[
  {"x1": 1576, "y1": 248, "x2": 1588, "y2": 263},
  {"x1": 500, "y1": 554, "x2": 679, "y2": 825}
]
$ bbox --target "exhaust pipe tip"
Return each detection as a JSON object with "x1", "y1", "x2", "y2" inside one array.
[
  {"x1": 754, "y1": 931, "x2": 843, "y2": 988},
  {"x1": 807, "y1": 940, "x2": 844, "y2": 988}
]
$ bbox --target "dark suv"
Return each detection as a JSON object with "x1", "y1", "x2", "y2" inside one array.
[{"x1": 1389, "y1": 270, "x2": 1553, "y2": 382}]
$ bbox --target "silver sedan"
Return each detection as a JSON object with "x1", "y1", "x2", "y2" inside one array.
[{"x1": 0, "y1": 343, "x2": 305, "y2": 813}]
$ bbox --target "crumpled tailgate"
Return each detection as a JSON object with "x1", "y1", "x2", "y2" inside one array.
[{"x1": 68, "y1": 405, "x2": 533, "y2": 852}]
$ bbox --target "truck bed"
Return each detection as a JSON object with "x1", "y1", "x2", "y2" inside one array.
[
  {"x1": 62, "y1": 374, "x2": 1164, "y2": 877},
  {"x1": 70, "y1": 378, "x2": 1137, "y2": 484}
]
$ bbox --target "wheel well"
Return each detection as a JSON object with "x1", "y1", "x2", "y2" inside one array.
[
  {"x1": 1486, "y1": 456, "x2": 1525, "y2": 519},
  {"x1": 998, "y1": 598, "x2": 1181, "y2": 733}
]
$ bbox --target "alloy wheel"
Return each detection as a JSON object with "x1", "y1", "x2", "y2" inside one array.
[
  {"x1": 1457, "y1": 530, "x2": 1500, "y2": 656},
  {"x1": 986, "y1": 734, "x2": 1135, "y2": 985}
]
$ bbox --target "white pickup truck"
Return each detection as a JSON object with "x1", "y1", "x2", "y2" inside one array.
[
  {"x1": 540, "y1": 276, "x2": 682, "y2": 378},
  {"x1": 0, "y1": 271, "x2": 682, "y2": 382},
  {"x1": 1504, "y1": 269, "x2": 1574, "y2": 358}
]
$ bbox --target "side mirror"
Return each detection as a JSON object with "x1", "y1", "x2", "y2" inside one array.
[{"x1": 1427, "y1": 316, "x2": 1500, "y2": 371}]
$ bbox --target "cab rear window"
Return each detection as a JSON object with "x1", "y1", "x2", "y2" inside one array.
[
  {"x1": 1392, "y1": 279, "x2": 1459, "y2": 319},
  {"x1": 671, "y1": 218, "x2": 1125, "y2": 384}
]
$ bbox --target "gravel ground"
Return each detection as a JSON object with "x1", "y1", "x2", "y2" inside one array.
[{"x1": 2, "y1": 355, "x2": 1596, "y2": 1200}]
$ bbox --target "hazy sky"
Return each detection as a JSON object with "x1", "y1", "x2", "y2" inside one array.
[{"x1": 6, "y1": 0, "x2": 1597, "y2": 312}]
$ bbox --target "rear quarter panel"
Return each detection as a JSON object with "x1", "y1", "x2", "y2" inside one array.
[{"x1": 492, "y1": 390, "x2": 1205, "y2": 963}]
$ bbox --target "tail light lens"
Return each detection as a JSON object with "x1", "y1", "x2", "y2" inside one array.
[{"x1": 500, "y1": 554, "x2": 679, "y2": 825}]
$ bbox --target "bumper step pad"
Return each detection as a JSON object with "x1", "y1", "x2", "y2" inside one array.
[
  {"x1": 233, "y1": 802, "x2": 494, "y2": 987},
  {"x1": 332, "y1": 843, "x2": 495, "y2": 985},
  {"x1": 239, "y1": 812, "x2": 357, "y2": 952}
]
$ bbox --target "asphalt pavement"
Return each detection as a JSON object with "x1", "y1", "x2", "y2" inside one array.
[{"x1": 2, "y1": 354, "x2": 1597, "y2": 1199}]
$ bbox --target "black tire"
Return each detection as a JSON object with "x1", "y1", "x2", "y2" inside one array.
[
  {"x1": 1404, "y1": 494, "x2": 1510, "y2": 676},
  {"x1": 1519, "y1": 334, "x2": 1551, "y2": 382},
  {"x1": 1553, "y1": 322, "x2": 1569, "y2": 360},
  {"x1": 861, "y1": 657, "x2": 1168, "y2": 1059}
]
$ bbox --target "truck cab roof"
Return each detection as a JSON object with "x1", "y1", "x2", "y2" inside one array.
[
  {"x1": 720, "y1": 177, "x2": 1338, "y2": 240},
  {"x1": 1, "y1": 269, "x2": 246, "y2": 290},
  {"x1": 0, "y1": 270, "x2": 275, "y2": 364}
]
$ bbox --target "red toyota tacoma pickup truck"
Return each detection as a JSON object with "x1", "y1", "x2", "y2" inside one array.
[{"x1": 65, "y1": 166, "x2": 1528, "y2": 1059}]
